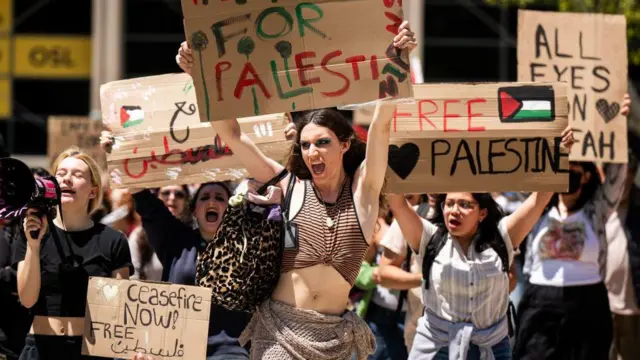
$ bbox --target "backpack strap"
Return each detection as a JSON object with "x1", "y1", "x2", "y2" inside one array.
[
  {"x1": 394, "y1": 245, "x2": 413, "y2": 318},
  {"x1": 422, "y1": 227, "x2": 447, "y2": 290}
]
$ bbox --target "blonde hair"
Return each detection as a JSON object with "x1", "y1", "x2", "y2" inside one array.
[{"x1": 51, "y1": 146, "x2": 104, "y2": 215}]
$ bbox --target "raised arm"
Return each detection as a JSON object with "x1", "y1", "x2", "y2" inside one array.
[
  {"x1": 387, "y1": 194, "x2": 426, "y2": 253},
  {"x1": 504, "y1": 192, "x2": 554, "y2": 249},
  {"x1": 209, "y1": 119, "x2": 287, "y2": 184},
  {"x1": 504, "y1": 125, "x2": 576, "y2": 248},
  {"x1": 15, "y1": 209, "x2": 48, "y2": 308}
]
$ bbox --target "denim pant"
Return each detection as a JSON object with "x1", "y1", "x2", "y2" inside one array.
[
  {"x1": 434, "y1": 336, "x2": 512, "y2": 360},
  {"x1": 365, "y1": 303, "x2": 408, "y2": 360}
]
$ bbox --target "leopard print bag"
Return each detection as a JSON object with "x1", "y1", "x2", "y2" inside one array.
[{"x1": 196, "y1": 169, "x2": 295, "y2": 313}]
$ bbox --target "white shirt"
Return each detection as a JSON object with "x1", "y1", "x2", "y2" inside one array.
[
  {"x1": 528, "y1": 207, "x2": 601, "y2": 287},
  {"x1": 605, "y1": 205, "x2": 640, "y2": 315},
  {"x1": 416, "y1": 218, "x2": 514, "y2": 329}
]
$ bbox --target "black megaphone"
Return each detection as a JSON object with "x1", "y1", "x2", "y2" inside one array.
[{"x1": 0, "y1": 157, "x2": 61, "y2": 238}]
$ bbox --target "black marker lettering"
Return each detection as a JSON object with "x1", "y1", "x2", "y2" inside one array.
[
  {"x1": 541, "y1": 138, "x2": 555, "y2": 172},
  {"x1": 504, "y1": 138, "x2": 522, "y2": 174},
  {"x1": 573, "y1": 93, "x2": 587, "y2": 122},
  {"x1": 211, "y1": 14, "x2": 252, "y2": 57},
  {"x1": 535, "y1": 24, "x2": 551, "y2": 59},
  {"x1": 582, "y1": 131, "x2": 597, "y2": 158},
  {"x1": 451, "y1": 140, "x2": 476, "y2": 176},
  {"x1": 488, "y1": 139, "x2": 506, "y2": 174},
  {"x1": 193, "y1": 296, "x2": 203, "y2": 312},
  {"x1": 592, "y1": 66, "x2": 610, "y2": 93},
  {"x1": 579, "y1": 31, "x2": 601, "y2": 60},
  {"x1": 554, "y1": 65, "x2": 568, "y2": 82},
  {"x1": 530, "y1": 63, "x2": 546, "y2": 82},
  {"x1": 600, "y1": 131, "x2": 615, "y2": 161},
  {"x1": 533, "y1": 137, "x2": 542, "y2": 172},
  {"x1": 554, "y1": 28, "x2": 572, "y2": 58},
  {"x1": 476, "y1": 140, "x2": 489, "y2": 174},
  {"x1": 571, "y1": 66, "x2": 585, "y2": 90},
  {"x1": 432, "y1": 140, "x2": 451, "y2": 176},
  {"x1": 127, "y1": 284, "x2": 138, "y2": 302},
  {"x1": 520, "y1": 138, "x2": 538, "y2": 172},
  {"x1": 138, "y1": 286, "x2": 149, "y2": 304},
  {"x1": 553, "y1": 137, "x2": 570, "y2": 173},
  {"x1": 124, "y1": 302, "x2": 138, "y2": 326},
  {"x1": 139, "y1": 308, "x2": 152, "y2": 326}
]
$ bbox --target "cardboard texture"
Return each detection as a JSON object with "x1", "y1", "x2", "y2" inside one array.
[
  {"x1": 383, "y1": 82, "x2": 571, "y2": 193},
  {"x1": 82, "y1": 277, "x2": 211, "y2": 360},
  {"x1": 181, "y1": 0, "x2": 413, "y2": 122},
  {"x1": 100, "y1": 73, "x2": 292, "y2": 189},
  {"x1": 518, "y1": 10, "x2": 628, "y2": 163},
  {"x1": 47, "y1": 116, "x2": 106, "y2": 170}
]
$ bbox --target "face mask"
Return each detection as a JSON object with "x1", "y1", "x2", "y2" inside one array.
[{"x1": 564, "y1": 171, "x2": 583, "y2": 195}]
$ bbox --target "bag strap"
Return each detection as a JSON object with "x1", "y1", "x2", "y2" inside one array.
[
  {"x1": 422, "y1": 227, "x2": 447, "y2": 290},
  {"x1": 256, "y1": 168, "x2": 289, "y2": 195},
  {"x1": 282, "y1": 172, "x2": 296, "y2": 220},
  {"x1": 394, "y1": 244, "x2": 413, "y2": 318}
]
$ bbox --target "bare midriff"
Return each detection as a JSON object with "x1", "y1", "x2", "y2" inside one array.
[
  {"x1": 30, "y1": 315, "x2": 85, "y2": 336},
  {"x1": 271, "y1": 264, "x2": 352, "y2": 315}
]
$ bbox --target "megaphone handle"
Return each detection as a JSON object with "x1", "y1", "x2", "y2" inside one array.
[{"x1": 30, "y1": 209, "x2": 43, "y2": 240}]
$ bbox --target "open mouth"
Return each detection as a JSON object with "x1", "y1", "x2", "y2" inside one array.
[
  {"x1": 205, "y1": 209, "x2": 219, "y2": 223},
  {"x1": 61, "y1": 189, "x2": 76, "y2": 195},
  {"x1": 311, "y1": 163, "x2": 325, "y2": 175},
  {"x1": 449, "y1": 218, "x2": 461, "y2": 227}
]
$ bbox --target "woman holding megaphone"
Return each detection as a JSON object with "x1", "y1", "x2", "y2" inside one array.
[{"x1": 12, "y1": 147, "x2": 133, "y2": 360}]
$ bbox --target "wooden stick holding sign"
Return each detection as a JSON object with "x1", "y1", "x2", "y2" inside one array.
[
  {"x1": 82, "y1": 277, "x2": 211, "y2": 360},
  {"x1": 100, "y1": 73, "x2": 292, "y2": 189},
  {"x1": 517, "y1": 10, "x2": 628, "y2": 163},
  {"x1": 180, "y1": 0, "x2": 413, "y2": 122},
  {"x1": 382, "y1": 82, "x2": 570, "y2": 194}
]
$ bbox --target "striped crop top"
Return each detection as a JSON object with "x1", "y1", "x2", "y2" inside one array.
[{"x1": 280, "y1": 177, "x2": 369, "y2": 286}]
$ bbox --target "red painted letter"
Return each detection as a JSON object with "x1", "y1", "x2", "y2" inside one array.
[
  {"x1": 321, "y1": 50, "x2": 350, "y2": 97},
  {"x1": 443, "y1": 100, "x2": 461, "y2": 132},
  {"x1": 467, "y1": 98, "x2": 486, "y2": 132},
  {"x1": 295, "y1": 51, "x2": 320, "y2": 86},
  {"x1": 370, "y1": 55, "x2": 379, "y2": 80},
  {"x1": 345, "y1": 55, "x2": 366, "y2": 80},
  {"x1": 215, "y1": 61, "x2": 232, "y2": 101},
  {"x1": 233, "y1": 62, "x2": 272, "y2": 99},
  {"x1": 418, "y1": 100, "x2": 437, "y2": 131},
  {"x1": 392, "y1": 109, "x2": 412, "y2": 133}
]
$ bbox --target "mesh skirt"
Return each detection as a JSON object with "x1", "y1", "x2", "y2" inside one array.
[{"x1": 240, "y1": 299, "x2": 375, "y2": 360}]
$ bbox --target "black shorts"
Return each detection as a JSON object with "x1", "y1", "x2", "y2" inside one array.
[
  {"x1": 514, "y1": 282, "x2": 612, "y2": 360},
  {"x1": 19, "y1": 335, "x2": 102, "y2": 360}
]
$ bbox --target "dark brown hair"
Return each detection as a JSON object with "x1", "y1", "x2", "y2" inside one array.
[{"x1": 286, "y1": 108, "x2": 386, "y2": 209}]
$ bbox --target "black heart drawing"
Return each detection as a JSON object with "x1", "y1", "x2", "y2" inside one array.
[
  {"x1": 388, "y1": 143, "x2": 420, "y2": 180},
  {"x1": 595, "y1": 99, "x2": 620, "y2": 123}
]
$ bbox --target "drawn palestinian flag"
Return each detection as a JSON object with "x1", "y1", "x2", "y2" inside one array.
[
  {"x1": 120, "y1": 106, "x2": 144, "y2": 128},
  {"x1": 498, "y1": 86, "x2": 555, "y2": 123}
]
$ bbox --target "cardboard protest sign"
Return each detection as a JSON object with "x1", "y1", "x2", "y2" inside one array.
[
  {"x1": 82, "y1": 277, "x2": 211, "y2": 360},
  {"x1": 518, "y1": 10, "x2": 628, "y2": 163},
  {"x1": 100, "y1": 73, "x2": 292, "y2": 189},
  {"x1": 181, "y1": 0, "x2": 412, "y2": 122},
  {"x1": 383, "y1": 82, "x2": 570, "y2": 193},
  {"x1": 47, "y1": 116, "x2": 107, "y2": 170}
]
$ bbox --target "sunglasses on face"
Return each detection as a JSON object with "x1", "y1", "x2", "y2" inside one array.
[
  {"x1": 160, "y1": 190, "x2": 186, "y2": 199},
  {"x1": 441, "y1": 199, "x2": 478, "y2": 211}
]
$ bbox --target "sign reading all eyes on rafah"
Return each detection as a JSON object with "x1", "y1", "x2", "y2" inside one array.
[
  {"x1": 383, "y1": 82, "x2": 570, "y2": 194},
  {"x1": 517, "y1": 10, "x2": 628, "y2": 164},
  {"x1": 180, "y1": 0, "x2": 413, "y2": 122}
]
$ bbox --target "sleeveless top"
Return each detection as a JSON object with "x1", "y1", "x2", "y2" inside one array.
[{"x1": 280, "y1": 176, "x2": 368, "y2": 286}]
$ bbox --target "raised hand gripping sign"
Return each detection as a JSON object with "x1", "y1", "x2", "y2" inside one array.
[
  {"x1": 181, "y1": 0, "x2": 413, "y2": 122},
  {"x1": 100, "y1": 73, "x2": 292, "y2": 189},
  {"x1": 517, "y1": 10, "x2": 628, "y2": 164},
  {"x1": 382, "y1": 82, "x2": 570, "y2": 194}
]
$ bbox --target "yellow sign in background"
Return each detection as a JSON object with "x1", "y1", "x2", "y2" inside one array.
[
  {"x1": 13, "y1": 36, "x2": 91, "y2": 78},
  {"x1": 0, "y1": 79, "x2": 11, "y2": 117},
  {"x1": 0, "y1": 0, "x2": 12, "y2": 34}
]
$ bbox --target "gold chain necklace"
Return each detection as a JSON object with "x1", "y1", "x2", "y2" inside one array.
[{"x1": 313, "y1": 178, "x2": 345, "y2": 228}]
